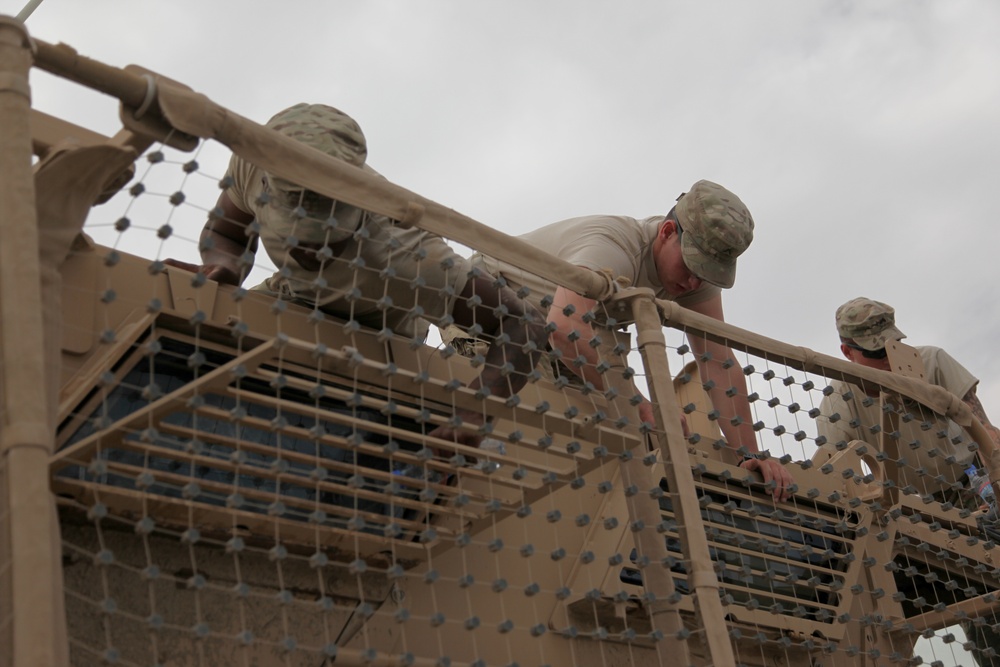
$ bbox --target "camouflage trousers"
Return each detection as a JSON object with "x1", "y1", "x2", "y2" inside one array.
[{"x1": 438, "y1": 325, "x2": 586, "y2": 388}]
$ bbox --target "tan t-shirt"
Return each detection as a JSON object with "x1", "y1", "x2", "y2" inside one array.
[
  {"x1": 471, "y1": 215, "x2": 720, "y2": 316},
  {"x1": 226, "y1": 154, "x2": 469, "y2": 337},
  {"x1": 813, "y1": 346, "x2": 979, "y2": 496}
]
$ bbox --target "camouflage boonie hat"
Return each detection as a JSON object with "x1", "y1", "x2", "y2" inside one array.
[
  {"x1": 263, "y1": 103, "x2": 367, "y2": 244},
  {"x1": 674, "y1": 180, "x2": 754, "y2": 289},
  {"x1": 835, "y1": 297, "x2": 907, "y2": 351}
]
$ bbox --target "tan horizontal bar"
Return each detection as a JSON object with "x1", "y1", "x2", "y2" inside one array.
[
  {"x1": 279, "y1": 336, "x2": 641, "y2": 456},
  {"x1": 710, "y1": 568, "x2": 842, "y2": 611},
  {"x1": 52, "y1": 338, "x2": 282, "y2": 466},
  {"x1": 32, "y1": 39, "x2": 152, "y2": 107},
  {"x1": 656, "y1": 298, "x2": 973, "y2": 428},
  {"x1": 248, "y1": 368, "x2": 567, "y2": 480},
  {"x1": 201, "y1": 397, "x2": 532, "y2": 502},
  {"x1": 29, "y1": 38, "x2": 617, "y2": 304},
  {"x1": 29, "y1": 108, "x2": 108, "y2": 156},
  {"x1": 156, "y1": 421, "x2": 489, "y2": 506},
  {"x1": 59, "y1": 435, "x2": 472, "y2": 526},
  {"x1": 77, "y1": 456, "x2": 451, "y2": 534},
  {"x1": 902, "y1": 592, "x2": 1000, "y2": 633},
  {"x1": 54, "y1": 477, "x2": 432, "y2": 558}
]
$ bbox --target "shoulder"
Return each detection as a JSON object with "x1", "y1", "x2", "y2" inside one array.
[
  {"x1": 524, "y1": 215, "x2": 646, "y2": 261},
  {"x1": 224, "y1": 154, "x2": 261, "y2": 213},
  {"x1": 528, "y1": 214, "x2": 645, "y2": 238},
  {"x1": 918, "y1": 345, "x2": 967, "y2": 374},
  {"x1": 917, "y1": 345, "x2": 952, "y2": 363},
  {"x1": 917, "y1": 345, "x2": 978, "y2": 393},
  {"x1": 821, "y1": 380, "x2": 852, "y2": 407},
  {"x1": 227, "y1": 153, "x2": 255, "y2": 184},
  {"x1": 816, "y1": 381, "x2": 858, "y2": 434}
]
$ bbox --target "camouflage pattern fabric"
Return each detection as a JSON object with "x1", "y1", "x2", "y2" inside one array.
[
  {"x1": 675, "y1": 179, "x2": 754, "y2": 289},
  {"x1": 835, "y1": 297, "x2": 907, "y2": 350},
  {"x1": 265, "y1": 103, "x2": 367, "y2": 176},
  {"x1": 261, "y1": 103, "x2": 368, "y2": 244}
]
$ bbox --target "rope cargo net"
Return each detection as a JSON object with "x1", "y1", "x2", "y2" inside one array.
[{"x1": 4, "y1": 28, "x2": 1000, "y2": 667}]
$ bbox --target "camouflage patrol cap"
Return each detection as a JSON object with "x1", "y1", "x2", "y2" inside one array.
[
  {"x1": 263, "y1": 103, "x2": 367, "y2": 244},
  {"x1": 835, "y1": 297, "x2": 907, "y2": 351},
  {"x1": 265, "y1": 103, "x2": 367, "y2": 162},
  {"x1": 674, "y1": 180, "x2": 754, "y2": 289}
]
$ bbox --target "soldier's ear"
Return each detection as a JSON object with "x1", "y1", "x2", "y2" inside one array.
[
  {"x1": 661, "y1": 219, "x2": 678, "y2": 239},
  {"x1": 840, "y1": 344, "x2": 854, "y2": 361}
]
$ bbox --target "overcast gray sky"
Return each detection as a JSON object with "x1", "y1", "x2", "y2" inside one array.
[{"x1": 9, "y1": 0, "x2": 1000, "y2": 415}]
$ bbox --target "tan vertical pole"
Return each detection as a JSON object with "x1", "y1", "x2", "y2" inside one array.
[
  {"x1": 600, "y1": 329, "x2": 692, "y2": 664},
  {"x1": 0, "y1": 17, "x2": 64, "y2": 667},
  {"x1": 631, "y1": 294, "x2": 736, "y2": 667},
  {"x1": 878, "y1": 394, "x2": 902, "y2": 508}
]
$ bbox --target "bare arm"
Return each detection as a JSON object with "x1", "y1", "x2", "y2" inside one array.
[
  {"x1": 548, "y1": 285, "x2": 656, "y2": 425},
  {"x1": 687, "y1": 294, "x2": 793, "y2": 501},
  {"x1": 165, "y1": 191, "x2": 257, "y2": 285},
  {"x1": 548, "y1": 286, "x2": 604, "y2": 386}
]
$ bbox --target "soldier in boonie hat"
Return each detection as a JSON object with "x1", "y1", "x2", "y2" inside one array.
[
  {"x1": 835, "y1": 297, "x2": 907, "y2": 351},
  {"x1": 674, "y1": 179, "x2": 754, "y2": 289},
  {"x1": 262, "y1": 103, "x2": 368, "y2": 244},
  {"x1": 465, "y1": 177, "x2": 797, "y2": 501}
]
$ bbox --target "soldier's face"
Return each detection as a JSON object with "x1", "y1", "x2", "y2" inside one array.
[
  {"x1": 285, "y1": 189, "x2": 337, "y2": 220},
  {"x1": 841, "y1": 344, "x2": 891, "y2": 371},
  {"x1": 655, "y1": 221, "x2": 702, "y2": 296}
]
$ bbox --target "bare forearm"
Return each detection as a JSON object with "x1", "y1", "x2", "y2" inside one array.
[
  {"x1": 200, "y1": 225, "x2": 250, "y2": 267},
  {"x1": 695, "y1": 340, "x2": 757, "y2": 452},
  {"x1": 548, "y1": 286, "x2": 613, "y2": 388},
  {"x1": 701, "y1": 350, "x2": 792, "y2": 499},
  {"x1": 189, "y1": 192, "x2": 258, "y2": 284},
  {"x1": 550, "y1": 326, "x2": 605, "y2": 386},
  {"x1": 710, "y1": 381, "x2": 758, "y2": 451},
  {"x1": 684, "y1": 297, "x2": 793, "y2": 499},
  {"x1": 550, "y1": 327, "x2": 653, "y2": 425}
]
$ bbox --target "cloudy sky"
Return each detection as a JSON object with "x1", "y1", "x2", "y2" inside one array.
[{"x1": 9, "y1": 0, "x2": 1000, "y2": 415}]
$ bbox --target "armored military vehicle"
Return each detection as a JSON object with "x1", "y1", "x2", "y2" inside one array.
[{"x1": 2, "y1": 15, "x2": 998, "y2": 667}]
